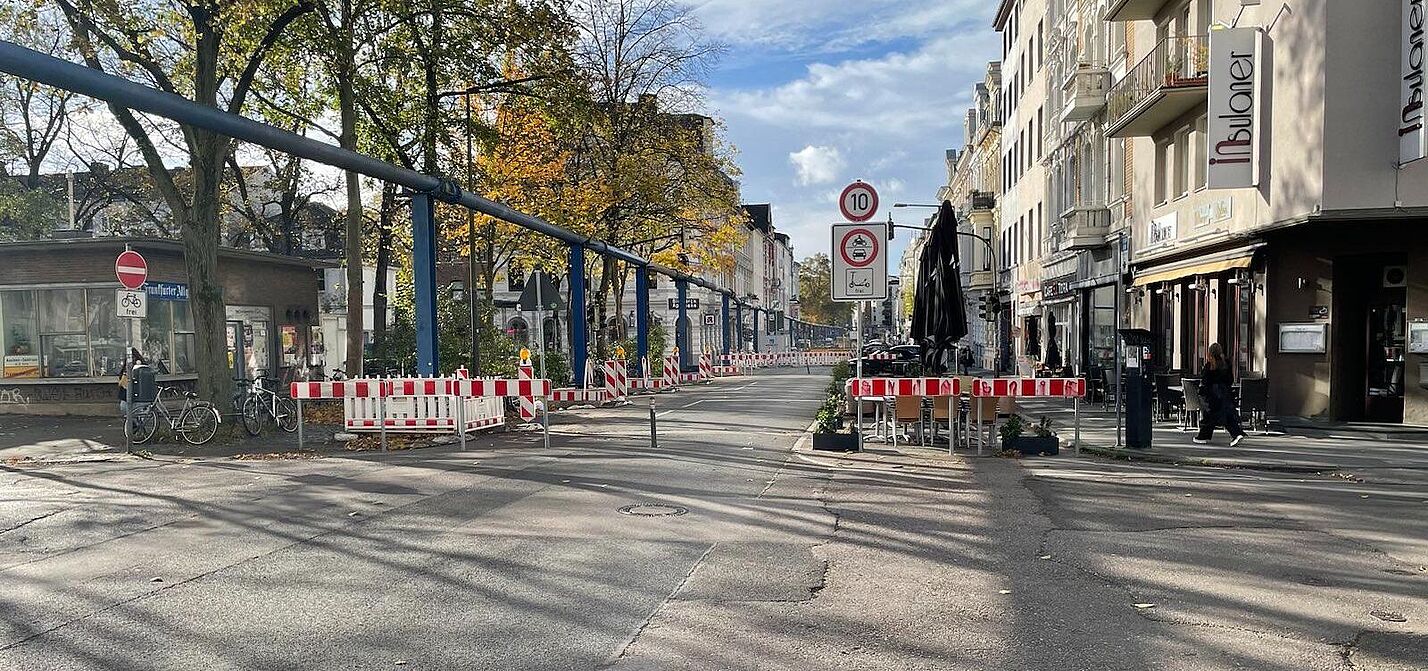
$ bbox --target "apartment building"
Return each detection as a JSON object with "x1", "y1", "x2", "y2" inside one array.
[{"x1": 995, "y1": 0, "x2": 1054, "y2": 375}]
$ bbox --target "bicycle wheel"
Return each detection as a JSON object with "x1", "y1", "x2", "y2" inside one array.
[
  {"x1": 276, "y1": 396, "x2": 299, "y2": 433},
  {"x1": 128, "y1": 407, "x2": 159, "y2": 444},
  {"x1": 241, "y1": 395, "x2": 266, "y2": 436},
  {"x1": 179, "y1": 404, "x2": 221, "y2": 445}
]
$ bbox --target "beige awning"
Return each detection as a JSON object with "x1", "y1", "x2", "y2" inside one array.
[{"x1": 1133, "y1": 246, "x2": 1260, "y2": 287}]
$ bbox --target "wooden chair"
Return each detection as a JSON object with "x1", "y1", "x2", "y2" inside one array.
[
  {"x1": 891, "y1": 395, "x2": 924, "y2": 447},
  {"x1": 967, "y1": 396, "x2": 1001, "y2": 453},
  {"x1": 929, "y1": 395, "x2": 956, "y2": 445}
]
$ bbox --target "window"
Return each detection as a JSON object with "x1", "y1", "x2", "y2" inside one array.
[
  {"x1": 1036, "y1": 107, "x2": 1043, "y2": 159},
  {"x1": 509, "y1": 317, "x2": 530, "y2": 345},
  {"x1": 648, "y1": 272, "x2": 659, "y2": 289},
  {"x1": 507, "y1": 265, "x2": 525, "y2": 293},
  {"x1": 1155, "y1": 139, "x2": 1172, "y2": 205},
  {"x1": 982, "y1": 226, "x2": 993, "y2": 271},
  {"x1": 86, "y1": 290, "x2": 126, "y2": 376},
  {"x1": 1, "y1": 290, "x2": 38, "y2": 379},
  {"x1": 1193, "y1": 115, "x2": 1208, "y2": 190},
  {"x1": 1110, "y1": 138, "x2": 1127, "y2": 202},
  {"x1": 40, "y1": 289, "x2": 87, "y2": 378},
  {"x1": 172, "y1": 301, "x2": 196, "y2": 374},
  {"x1": 1173, "y1": 126, "x2": 1191, "y2": 199},
  {"x1": 1037, "y1": 20, "x2": 1043, "y2": 69}
]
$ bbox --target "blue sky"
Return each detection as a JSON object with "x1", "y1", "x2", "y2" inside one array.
[{"x1": 692, "y1": 0, "x2": 1001, "y2": 264}]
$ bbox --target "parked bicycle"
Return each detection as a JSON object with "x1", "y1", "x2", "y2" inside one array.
[
  {"x1": 127, "y1": 386, "x2": 222, "y2": 446},
  {"x1": 235, "y1": 373, "x2": 298, "y2": 436}
]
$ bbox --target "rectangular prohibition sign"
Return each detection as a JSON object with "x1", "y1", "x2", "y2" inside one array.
[{"x1": 831, "y1": 223, "x2": 887, "y2": 302}]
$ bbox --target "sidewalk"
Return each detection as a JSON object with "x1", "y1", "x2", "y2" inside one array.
[{"x1": 1016, "y1": 397, "x2": 1428, "y2": 474}]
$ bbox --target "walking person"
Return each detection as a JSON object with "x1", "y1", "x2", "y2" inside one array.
[{"x1": 1193, "y1": 343, "x2": 1247, "y2": 446}]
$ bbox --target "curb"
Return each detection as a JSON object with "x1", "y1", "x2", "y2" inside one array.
[{"x1": 1080, "y1": 443, "x2": 1344, "y2": 474}]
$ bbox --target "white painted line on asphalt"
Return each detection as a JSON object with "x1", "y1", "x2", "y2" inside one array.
[{"x1": 657, "y1": 400, "x2": 704, "y2": 417}]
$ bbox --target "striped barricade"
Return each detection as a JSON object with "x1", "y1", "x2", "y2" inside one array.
[
  {"x1": 604, "y1": 358, "x2": 629, "y2": 400},
  {"x1": 967, "y1": 377, "x2": 1087, "y2": 456},
  {"x1": 698, "y1": 352, "x2": 712, "y2": 381},
  {"x1": 517, "y1": 356, "x2": 537, "y2": 422},
  {"x1": 662, "y1": 353, "x2": 679, "y2": 389},
  {"x1": 552, "y1": 359, "x2": 610, "y2": 405},
  {"x1": 846, "y1": 377, "x2": 962, "y2": 398}
]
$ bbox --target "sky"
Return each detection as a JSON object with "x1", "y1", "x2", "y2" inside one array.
[{"x1": 692, "y1": 0, "x2": 1001, "y2": 265}]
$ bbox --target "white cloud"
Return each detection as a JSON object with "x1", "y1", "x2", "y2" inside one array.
[
  {"x1": 788, "y1": 145, "x2": 845, "y2": 186},
  {"x1": 695, "y1": 0, "x2": 991, "y2": 52}
]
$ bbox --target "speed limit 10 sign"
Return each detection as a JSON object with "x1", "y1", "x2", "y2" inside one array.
[{"x1": 839, "y1": 181, "x2": 879, "y2": 222}]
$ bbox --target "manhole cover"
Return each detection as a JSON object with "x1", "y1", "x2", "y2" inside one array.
[{"x1": 618, "y1": 503, "x2": 688, "y2": 517}]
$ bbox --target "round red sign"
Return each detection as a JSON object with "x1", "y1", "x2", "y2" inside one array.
[
  {"x1": 115, "y1": 250, "x2": 148, "y2": 290},
  {"x1": 839, "y1": 181, "x2": 879, "y2": 222},
  {"x1": 838, "y1": 228, "x2": 879, "y2": 268}
]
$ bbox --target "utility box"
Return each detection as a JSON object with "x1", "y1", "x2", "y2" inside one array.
[
  {"x1": 1119, "y1": 329, "x2": 1155, "y2": 449},
  {"x1": 130, "y1": 364, "x2": 158, "y2": 404}
]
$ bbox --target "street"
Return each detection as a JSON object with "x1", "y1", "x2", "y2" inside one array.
[{"x1": 2, "y1": 371, "x2": 1424, "y2": 670}]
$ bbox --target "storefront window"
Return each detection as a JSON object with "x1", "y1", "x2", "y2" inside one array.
[
  {"x1": 171, "y1": 300, "x2": 196, "y2": 374},
  {"x1": 2, "y1": 290, "x2": 39, "y2": 378},
  {"x1": 248, "y1": 321, "x2": 271, "y2": 376},
  {"x1": 40, "y1": 289, "x2": 88, "y2": 377},
  {"x1": 1089, "y1": 286, "x2": 1117, "y2": 374},
  {"x1": 142, "y1": 299, "x2": 173, "y2": 373},
  {"x1": 87, "y1": 290, "x2": 127, "y2": 376}
]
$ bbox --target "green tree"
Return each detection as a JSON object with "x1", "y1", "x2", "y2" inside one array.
[
  {"x1": 797, "y1": 253, "x2": 851, "y2": 326},
  {"x1": 55, "y1": 0, "x2": 314, "y2": 405}
]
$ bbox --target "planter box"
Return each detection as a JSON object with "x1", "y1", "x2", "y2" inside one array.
[
  {"x1": 1004, "y1": 435, "x2": 1059, "y2": 456},
  {"x1": 812, "y1": 431, "x2": 858, "y2": 452}
]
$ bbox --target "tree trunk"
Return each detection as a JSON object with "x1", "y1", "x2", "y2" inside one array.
[
  {"x1": 372, "y1": 182, "x2": 396, "y2": 364},
  {"x1": 184, "y1": 128, "x2": 232, "y2": 406},
  {"x1": 339, "y1": 53, "x2": 364, "y2": 378}
]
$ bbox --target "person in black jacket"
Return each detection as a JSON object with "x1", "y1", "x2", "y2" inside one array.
[{"x1": 1193, "y1": 342, "x2": 1246, "y2": 446}]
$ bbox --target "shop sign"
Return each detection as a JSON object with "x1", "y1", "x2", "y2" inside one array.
[
  {"x1": 1041, "y1": 275, "x2": 1076, "y2": 300},
  {"x1": 1148, "y1": 213, "x2": 1178, "y2": 246},
  {"x1": 667, "y1": 298, "x2": 700, "y2": 310},
  {"x1": 2, "y1": 355, "x2": 40, "y2": 378},
  {"x1": 1207, "y1": 28, "x2": 1265, "y2": 189},
  {"x1": 145, "y1": 282, "x2": 189, "y2": 302},
  {"x1": 1403, "y1": 0, "x2": 1427, "y2": 164},
  {"x1": 1193, "y1": 197, "x2": 1233, "y2": 228}
]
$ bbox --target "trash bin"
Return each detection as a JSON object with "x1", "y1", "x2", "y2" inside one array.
[
  {"x1": 1118, "y1": 329, "x2": 1155, "y2": 449},
  {"x1": 130, "y1": 363, "x2": 158, "y2": 404}
]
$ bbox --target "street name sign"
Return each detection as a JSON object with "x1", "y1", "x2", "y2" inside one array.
[
  {"x1": 831, "y1": 222, "x2": 887, "y2": 302},
  {"x1": 838, "y1": 181, "x2": 879, "y2": 222},
  {"x1": 115, "y1": 249, "x2": 147, "y2": 290}
]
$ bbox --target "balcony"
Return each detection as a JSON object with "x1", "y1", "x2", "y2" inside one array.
[
  {"x1": 1060, "y1": 204, "x2": 1113, "y2": 249},
  {"x1": 970, "y1": 191, "x2": 996, "y2": 211},
  {"x1": 1061, "y1": 63, "x2": 1109, "y2": 123},
  {"x1": 1103, "y1": 0, "x2": 1173, "y2": 23},
  {"x1": 967, "y1": 268, "x2": 995, "y2": 291},
  {"x1": 1106, "y1": 35, "x2": 1209, "y2": 138}
]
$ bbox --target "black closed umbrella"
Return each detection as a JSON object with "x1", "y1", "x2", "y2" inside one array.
[{"x1": 911, "y1": 201, "x2": 969, "y2": 374}]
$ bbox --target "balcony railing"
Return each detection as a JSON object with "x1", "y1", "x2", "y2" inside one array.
[
  {"x1": 1106, "y1": 35, "x2": 1209, "y2": 132},
  {"x1": 970, "y1": 191, "x2": 996, "y2": 211}
]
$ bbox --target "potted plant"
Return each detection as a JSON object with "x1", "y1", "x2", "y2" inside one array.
[
  {"x1": 1000, "y1": 415, "x2": 1060, "y2": 456},
  {"x1": 813, "y1": 361, "x2": 858, "y2": 451}
]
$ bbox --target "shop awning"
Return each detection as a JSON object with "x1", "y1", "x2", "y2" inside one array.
[{"x1": 1133, "y1": 245, "x2": 1261, "y2": 287}]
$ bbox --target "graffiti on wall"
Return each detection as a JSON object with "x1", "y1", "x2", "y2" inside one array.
[{"x1": 0, "y1": 388, "x2": 32, "y2": 407}]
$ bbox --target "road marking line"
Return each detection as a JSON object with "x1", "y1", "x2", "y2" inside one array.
[{"x1": 656, "y1": 400, "x2": 703, "y2": 417}]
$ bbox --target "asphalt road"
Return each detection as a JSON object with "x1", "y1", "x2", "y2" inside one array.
[{"x1": 1, "y1": 369, "x2": 1425, "y2": 670}]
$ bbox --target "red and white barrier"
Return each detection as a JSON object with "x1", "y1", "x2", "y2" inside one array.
[
  {"x1": 969, "y1": 377, "x2": 1086, "y2": 398},
  {"x1": 517, "y1": 356, "x2": 537, "y2": 422},
  {"x1": 662, "y1": 353, "x2": 679, "y2": 388},
  {"x1": 604, "y1": 358, "x2": 628, "y2": 400},
  {"x1": 846, "y1": 377, "x2": 962, "y2": 397},
  {"x1": 552, "y1": 359, "x2": 609, "y2": 405},
  {"x1": 698, "y1": 352, "x2": 713, "y2": 381}
]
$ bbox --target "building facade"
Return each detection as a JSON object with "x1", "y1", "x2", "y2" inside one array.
[{"x1": 963, "y1": 0, "x2": 1428, "y2": 424}]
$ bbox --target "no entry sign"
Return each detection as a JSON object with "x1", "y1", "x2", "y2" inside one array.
[
  {"x1": 839, "y1": 181, "x2": 879, "y2": 222},
  {"x1": 830, "y1": 223, "x2": 887, "y2": 302},
  {"x1": 115, "y1": 250, "x2": 148, "y2": 290}
]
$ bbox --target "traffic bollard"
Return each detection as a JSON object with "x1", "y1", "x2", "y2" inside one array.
[{"x1": 649, "y1": 397, "x2": 658, "y2": 449}]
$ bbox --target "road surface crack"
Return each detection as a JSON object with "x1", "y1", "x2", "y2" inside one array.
[
  {"x1": 0, "y1": 510, "x2": 60, "y2": 535},
  {"x1": 601, "y1": 542, "x2": 718, "y2": 668}
]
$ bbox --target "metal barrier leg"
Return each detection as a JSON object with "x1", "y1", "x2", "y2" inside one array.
[
  {"x1": 379, "y1": 395, "x2": 388, "y2": 452},
  {"x1": 1073, "y1": 396, "x2": 1080, "y2": 457},
  {"x1": 457, "y1": 396, "x2": 466, "y2": 451},
  {"x1": 297, "y1": 398, "x2": 304, "y2": 451},
  {"x1": 856, "y1": 394, "x2": 863, "y2": 453},
  {"x1": 541, "y1": 400, "x2": 550, "y2": 450},
  {"x1": 947, "y1": 396, "x2": 954, "y2": 457}
]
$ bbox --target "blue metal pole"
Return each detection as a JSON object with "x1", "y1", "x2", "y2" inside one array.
[
  {"x1": 569, "y1": 244, "x2": 587, "y2": 386},
  {"x1": 636, "y1": 265, "x2": 650, "y2": 376},
  {"x1": 721, "y1": 294, "x2": 731, "y2": 357},
  {"x1": 411, "y1": 194, "x2": 439, "y2": 375},
  {"x1": 676, "y1": 279, "x2": 690, "y2": 368}
]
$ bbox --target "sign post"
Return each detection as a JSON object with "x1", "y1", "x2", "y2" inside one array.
[
  {"x1": 830, "y1": 181, "x2": 883, "y2": 453},
  {"x1": 115, "y1": 248, "x2": 147, "y2": 454}
]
